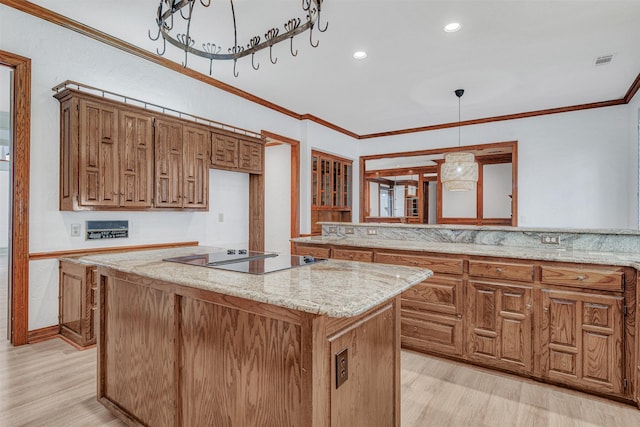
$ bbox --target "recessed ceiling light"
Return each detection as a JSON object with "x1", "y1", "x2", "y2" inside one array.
[
  {"x1": 353, "y1": 51, "x2": 368, "y2": 60},
  {"x1": 444, "y1": 22, "x2": 462, "y2": 33}
]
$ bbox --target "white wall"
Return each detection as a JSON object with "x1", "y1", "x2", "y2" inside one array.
[
  {"x1": 0, "y1": 6, "x2": 358, "y2": 329},
  {"x1": 264, "y1": 144, "x2": 291, "y2": 253},
  {"x1": 483, "y1": 163, "x2": 512, "y2": 218},
  {"x1": 359, "y1": 105, "x2": 637, "y2": 229}
]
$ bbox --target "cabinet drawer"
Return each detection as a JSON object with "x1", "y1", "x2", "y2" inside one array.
[
  {"x1": 468, "y1": 260, "x2": 534, "y2": 282},
  {"x1": 293, "y1": 245, "x2": 330, "y2": 259},
  {"x1": 401, "y1": 311, "x2": 463, "y2": 357},
  {"x1": 376, "y1": 252, "x2": 463, "y2": 275},
  {"x1": 401, "y1": 277, "x2": 463, "y2": 316},
  {"x1": 541, "y1": 266, "x2": 623, "y2": 291},
  {"x1": 333, "y1": 248, "x2": 373, "y2": 262}
]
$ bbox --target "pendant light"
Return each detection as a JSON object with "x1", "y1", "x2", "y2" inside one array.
[{"x1": 440, "y1": 89, "x2": 478, "y2": 191}]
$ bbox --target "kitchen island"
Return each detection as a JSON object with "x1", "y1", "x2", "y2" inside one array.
[{"x1": 79, "y1": 246, "x2": 431, "y2": 427}]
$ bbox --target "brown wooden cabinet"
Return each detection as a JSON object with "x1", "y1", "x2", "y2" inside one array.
[
  {"x1": 59, "y1": 260, "x2": 97, "y2": 348},
  {"x1": 120, "y1": 109, "x2": 154, "y2": 208},
  {"x1": 56, "y1": 88, "x2": 263, "y2": 211},
  {"x1": 467, "y1": 280, "x2": 533, "y2": 373},
  {"x1": 78, "y1": 98, "x2": 120, "y2": 208},
  {"x1": 154, "y1": 118, "x2": 184, "y2": 208},
  {"x1": 541, "y1": 287, "x2": 624, "y2": 395},
  {"x1": 211, "y1": 131, "x2": 263, "y2": 174},
  {"x1": 311, "y1": 151, "x2": 352, "y2": 234},
  {"x1": 375, "y1": 251, "x2": 465, "y2": 358},
  {"x1": 292, "y1": 241, "x2": 638, "y2": 404},
  {"x1": 155, "y1": 120, "x2": 211, "y2": 209}
]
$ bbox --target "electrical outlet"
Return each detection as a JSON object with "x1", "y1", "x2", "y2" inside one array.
[
  {"x1": 328, "y1": 226, "x2": 337, "y2": 233},
  {"x1": 541, "y1": 235, "x2": 560, "y2": 245},
  {"x1": 335, "y1": 348, "x2": 349, "y2": 388},
  {"x1": 367, "y1": 228, "x2": 377, "y2": 236},
  {"x1": 344, "y1": 227, "x2": 354, "y2": 234}
]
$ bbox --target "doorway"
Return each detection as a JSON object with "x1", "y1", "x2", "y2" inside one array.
[{"x1": 262, "y1": 131, "x2": 300, "y2": 253}]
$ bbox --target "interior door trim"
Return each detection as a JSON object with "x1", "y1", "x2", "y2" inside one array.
[{"x1": 0, "y1": 50, "x2": 30, "y2": 345}]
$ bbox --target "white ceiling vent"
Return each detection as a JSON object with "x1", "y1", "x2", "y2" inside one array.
[{"x1": 594, "y1": 54, "x2": 614, "y2": 66}]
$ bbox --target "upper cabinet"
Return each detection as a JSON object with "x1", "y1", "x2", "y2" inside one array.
[
  {"x1": 55, "y1": 88, "x2": 263, "y2": 211},
  {"x1": 212, "y1": 130, "x2": 263, "y2": 174},
  {"x1": 310, "y1": 150, "x2": 353, "y2": 234},
  {"x1": 120, "y1": 110, "x2": 154, "y2": 208}
]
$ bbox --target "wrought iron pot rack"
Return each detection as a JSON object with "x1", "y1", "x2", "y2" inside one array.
[{"x1": 149, "y1": 0, "x2": 328, "y2": 77}]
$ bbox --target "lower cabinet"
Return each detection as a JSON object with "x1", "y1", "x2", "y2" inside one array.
[
  {"x1": 466, "y1": 280, "x2": 533, "y2": 374},
  {"x1": 540, "y1": 288, "x2": 624, "y2": 395},
  {"x1": 292, "y1": 241, "x2": 636, "y2": 403},
  {"x1": 401, "y1": 275, "x2": 464, "y2": 357},
  {"x1": 59, "y1": 259, "x2": 97, "y2": 348}
]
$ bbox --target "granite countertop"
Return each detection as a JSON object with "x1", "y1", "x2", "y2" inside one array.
[
  {"x1": 70, "y1": 246, "x2": 432, "y2": 318},
  {"x1": 292, "y1": 236, "x2": 640, "y2": 269}
]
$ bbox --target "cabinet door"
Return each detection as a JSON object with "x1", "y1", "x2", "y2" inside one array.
[
  {"x1": 78, "y1": 99, "x2": 119, "y2": 207},
  {"x1": 155, "y1": 119, "x2": 183, "y2": 207},
  {"x1": 211, "y1": 133, "x2": 238, "y2": 169},
  {"x1": 238, "y1": 140, "x2": 263, "y2": 173},
  {"x1": 183, "y1": 125, "x2": 210, "y2": 209},
  {"x1": 119, "y1": 110, "x2": 154, "y2": 208},
  {"x1": 467, "y1": 280, "x2": 533, "y2": 373},
  {"x1": 541, "y1": 289, "x2": 624, "y2": 395},
  {"x1": 59, "y1": 260, "x2": 95, "y2": 347}
]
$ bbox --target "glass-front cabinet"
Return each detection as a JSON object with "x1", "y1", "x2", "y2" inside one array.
[{"x1": 311, "y1": 150, "x2": 353, "y2": 234}]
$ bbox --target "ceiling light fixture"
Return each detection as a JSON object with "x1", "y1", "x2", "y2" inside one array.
[
  {"x1": 149, "y1": 0, "x2": 328, "y2": 77},
  {"x1": 353, "y1": 51, "x2": 368, "y2": 60},
  {"x1": 443, "y1": 22, "x2": 462, "y2": 32},
  {"x1": 440, "y1": 89, "x2": 478, "y2": 191}
]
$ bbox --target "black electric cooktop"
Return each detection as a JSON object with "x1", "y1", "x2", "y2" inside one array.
[{"x1": 163, "y1": 249, "x2": 325, "y2": 275}]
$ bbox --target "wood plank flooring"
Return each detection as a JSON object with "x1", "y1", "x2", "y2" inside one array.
[{"x1": 2, "y1": 270, "x2": 640, "y2": 425}]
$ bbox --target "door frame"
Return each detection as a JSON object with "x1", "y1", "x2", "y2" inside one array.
[
  {"x1": 0, "y1": 50, "x2": 30, "y2": 346},
  {"x1": 262, "y1": 130, "x2": 300, "y2": 251}
]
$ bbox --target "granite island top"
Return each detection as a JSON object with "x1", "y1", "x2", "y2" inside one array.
[
  {"x1": 292, "y1": 236, "x2": 640, "y2": 269},
  {"x1": 70, "y1": 246, "x2": 432, "y2": 318}
]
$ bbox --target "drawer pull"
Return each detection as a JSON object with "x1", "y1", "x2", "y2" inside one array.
[
  {"x1": 413, "y1": 326, "x2": 418, "y2": 332},
  {"x1": 412, "y1": 261, "x2": 418, "y2": 265},
  {"x1": 576, "y1": 275, "x2": 586, "y2": 281},
  {"x1": 496, "y1": 267, "x2": 503, "y2": 273},
  {"x1": 456, "y1": 314, "x2": 462, "y2": 319}
]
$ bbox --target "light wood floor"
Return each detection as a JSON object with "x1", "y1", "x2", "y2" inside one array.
[{"x1": 2, "y1": 272, "x2": 640, "y2": 425}]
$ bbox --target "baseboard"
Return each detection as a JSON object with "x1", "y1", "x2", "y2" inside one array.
[{"x1": 27, "y1": 325, "x2": 59, "y2": 343}]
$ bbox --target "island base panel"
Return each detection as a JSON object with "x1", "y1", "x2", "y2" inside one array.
[{"x1": 97, "y1": 271, "x2": 402, "y2": 426}]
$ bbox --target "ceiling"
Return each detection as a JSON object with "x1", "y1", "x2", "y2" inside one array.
[{"x1": 27, "y1": 0, "x2": 640, "y2": 137}]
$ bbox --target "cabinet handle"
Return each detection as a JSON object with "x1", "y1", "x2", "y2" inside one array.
[
  {"x1": 576, "y1": 275, "x2": 586, "y2": 281},
  {"x1": 413, "y1": 326, "x2": 418, "y2": 332},
  {"x1": 496, "y1": 267, "x2": 503, "y2": 273},
  {"x1": 456, "y1": 314, "x2": 462, "y2": 319},
  {"x1": 526, "y1": 303, "x2": 532, "y2": 311},
  {"x1": 543, "y1": 306, "x2": 549, "y2": 312}
]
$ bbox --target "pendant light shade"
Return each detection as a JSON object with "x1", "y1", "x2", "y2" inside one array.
[
  {"x1": 441, "y1": 88, "x2": 478, "y2": 191},
  {"x1": 441, "y1": 152, "x2": 478, "y2": 191}
]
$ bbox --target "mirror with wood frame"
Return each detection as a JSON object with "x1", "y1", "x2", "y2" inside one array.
[{"x1": 360, "y1": 141, "x2": 517, "y2": 226}]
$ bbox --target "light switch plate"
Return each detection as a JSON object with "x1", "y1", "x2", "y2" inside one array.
[{"x1": 70, "y1": 223, "x2": 81, "y2": 237}]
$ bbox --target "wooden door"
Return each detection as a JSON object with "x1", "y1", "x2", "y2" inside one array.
[
  {"x1": 119, "y1": 110, "x2": 154, "y2": 208},
  {"x1": 78, "y1": 99, "x2": 119, "y2": 207},
  {"x1": 541, "y1": 289, "x2": 624, "y2": 395},
  {"x1": 467, "y1": 280, "x2": 533, "y2": 373},
  {"x1": 182, "y1": 125, "x2": 210, "y2": 209},
  {"x1": 211, "y1": 133, "x2": 238, "y2": 169},
  {"x1": 155, "y1": 119, "x2": 183, "y2": 207}
]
